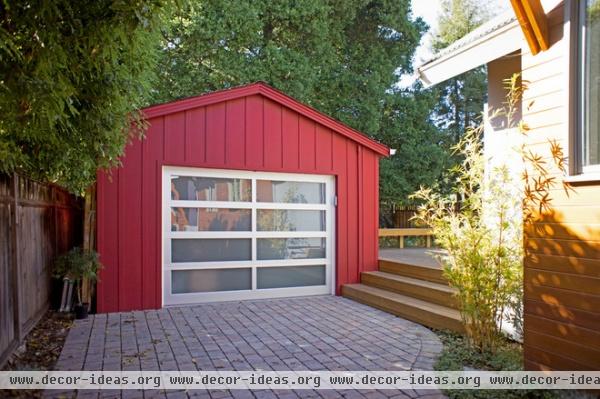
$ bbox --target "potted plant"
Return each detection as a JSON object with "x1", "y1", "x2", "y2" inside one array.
[{"x1": 53, "y1": 247, "x2": 103, "y2": 319}]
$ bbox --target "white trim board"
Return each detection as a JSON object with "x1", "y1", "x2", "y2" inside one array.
[{"x1": 418, "y1": 20, "x2": 523, "y2": 87}]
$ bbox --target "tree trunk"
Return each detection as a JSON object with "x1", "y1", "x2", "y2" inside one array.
[{"x1": 453, "y1": 79, "x2": 461, "y2": 143}]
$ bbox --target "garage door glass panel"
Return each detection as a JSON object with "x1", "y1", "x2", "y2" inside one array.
[
  {"x1": 171, "y1": 176, "x2": 251, "y2": 201},
  {"x1": 164, "y1": 168, "x2": 333, "y2": 304},
  {"x1": 257, "y1": 210, "x2": 325, "y2": 231},
  {"x1": 171, "y1": 239, "x2": 251, "y2": 262},
  {"x1": 171, "y1": 208, "x2": 251, "y2": 231},
  {"x1": 257, "y1": 266, "x2": 326, "y2": 289},
  {"x1": 257, "y1": 238, "x2": 326, "y2": 260},
  {"x1": 256, "y1": 180, "x2": 325, "y2": 204},
  {"x1": 172, "y1": 268, "x2": 251, "y2": 293}
]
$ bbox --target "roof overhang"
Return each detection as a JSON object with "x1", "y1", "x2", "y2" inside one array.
[
  {"x1": 510, "y1": 0, "x2": 550, "y2": 55},
  {"x1": 417, "y1": 0, "x2": 562, "y2": 88},
  {"x1": 417, "y1": 16, "x2": 522, "y2": 88}
]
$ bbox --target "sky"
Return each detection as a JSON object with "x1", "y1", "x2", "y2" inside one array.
[
  {"x1": 398, "y1": 0, "x2": 511, "y2": 88},
  {"x1": 410, "y1": 0, "x2": 444, "y2": 66}
]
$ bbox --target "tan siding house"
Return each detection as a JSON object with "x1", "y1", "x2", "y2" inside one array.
[{"x1": 418, "y1": 0, "x2": 599, "y2": 371}]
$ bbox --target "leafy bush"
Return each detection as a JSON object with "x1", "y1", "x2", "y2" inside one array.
[
  {"x1": 411, "y1": 124, "x2": 523, "y2": 353},
  {"x1": 53, "y1": 247, "x2": 103, "y2": 305},
  {"x1": 434, "y1": 331, "x2": 557, "y2": 399}
]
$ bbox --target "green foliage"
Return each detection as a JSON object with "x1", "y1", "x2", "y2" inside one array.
[
  {"x1": 379, "y1": 86, "x2": 451, "y2": 209},
  {"x1": 434, "y1": 331, "x2": 523, "y2": 372},
  {"x1": 0, "y1": 1, "x2": 173, "y2": 194},
  {"x1": 434, "y1": 331, "x2": 558, "y2": 399},
  {"x1": 412, "y1": 123, "x2": 523, "y2": 353},
  {"x1": 53, "y1": 247, "x2": 103, "y2": 304},
  {"x1": 150, "y1": 0, "x2": 424, "y2": 136},
  {"x1": 152, "y1": 0, "x2": 444, "y2": 214},
  {"x1": 431, "y1": 0, "x2": 490, "y2": 144}
]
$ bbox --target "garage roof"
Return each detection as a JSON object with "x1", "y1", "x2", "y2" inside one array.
[{"x1": 143, "y1": 82, "x2": 390, "y2": 156}]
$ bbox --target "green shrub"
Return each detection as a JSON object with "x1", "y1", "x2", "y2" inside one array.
[
  {"x1": 411, "y1": 124, "x2": 523, "y2": 353},
  {"x1": 53, "y1": 247, "x2": 102, "y2": 305},
  {"x1": 434, "y1": 331, "x2": 557, "y2": 399}
]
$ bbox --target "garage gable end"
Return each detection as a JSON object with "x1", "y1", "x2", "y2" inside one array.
[{"x1": 142, "y1": 83, "x2": 389, "y2": 157}]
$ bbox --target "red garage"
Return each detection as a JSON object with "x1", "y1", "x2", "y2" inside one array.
[{"x1": 96, "y1": 83, "x2": 389, "y2": 312}]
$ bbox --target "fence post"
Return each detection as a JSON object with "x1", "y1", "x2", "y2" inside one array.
[{"x1": 10, "y1": 173, "x2": 22, "y2": 343}]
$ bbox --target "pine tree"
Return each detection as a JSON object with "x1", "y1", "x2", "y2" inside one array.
[
  {"x1": 431, "y1": 0, "x2": 492, "y2": 144},
  {"x1": 149, "y1": 0, "x2": 424, "y2": 136}
]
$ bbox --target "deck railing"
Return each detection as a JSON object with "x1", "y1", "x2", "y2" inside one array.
[{"x1": 378, "y1": 228, "x2": 434, "y2": 248}]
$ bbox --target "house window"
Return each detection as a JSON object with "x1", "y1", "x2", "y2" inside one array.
[{"x1": 578, "y1": 0, "x2": 600, "y2": 169}]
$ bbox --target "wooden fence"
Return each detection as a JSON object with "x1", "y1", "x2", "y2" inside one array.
[
  {"x1": 393, "y1": 206, "x2": 420, "y2": 228},
  {"x1": 0, "y1": 173, "x2": 82, "y2": 367},
  {"x1": 380, "y1": 205, "x2": 420, "y2": 228}
]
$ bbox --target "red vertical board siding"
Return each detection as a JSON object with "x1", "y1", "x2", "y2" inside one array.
[
  {"x1": 361, "y1": 150, "x2": 378, "y2": 272},
  {"x1": 225, "y1": 99, "x2": 246, "y2": 166},
  {"x1": 359, "y1": 146, "x2": 365, "y2": 279},
  {"x1": 96, "y1": 170, "x2": 119, "y2": 312},
  {"x1": 373, "y1": 156, "x2": 380, "y2": 264},
  {"x1": 332, "y1": 134, "x2": 348, "y2": 292},
  {"x1": 282, "y1": 108, "x2": 299, "y2": 169},
  {"x1": 117, "y1": 140, "x2": 143, "y2": 310},
  {"x1": 164, "y1": 112, "x2": 185, "y2": 163},
  {"x1": 96, "y1": 89, "x2": 386, "y2": 312},
  {"x1": 141, "y1": 118, "x2": 163, "y2": 309},
  {"x1": 299, "y1": 116, "x2": 316, "y2": 170},
  {"x1": 315, "y1": 126, "x2": 333, "y2": 171},
  {"x1": 263, "y1": 99, "x2": 283, "y2": 169},
  {"x1": 245, "y1": 95, "x2": 264, "y2": 168},
  {"x1": 185, "y1": 108, "x2": 206, "y2": 164},
  {"x1": 346, "y1": 141, "x2": 359, "y2": 285},
  {"x1": 206, "y1": 103, "x2": 226, "y2": 166}
]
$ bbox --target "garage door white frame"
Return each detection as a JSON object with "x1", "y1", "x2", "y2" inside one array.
[{"x1": 162, "y1": 166, "x2": 336, "y2": 306}]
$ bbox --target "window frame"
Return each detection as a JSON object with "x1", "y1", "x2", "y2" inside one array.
[{"x1": 567, "y1": 0, "x2": 600, "y2": 180}]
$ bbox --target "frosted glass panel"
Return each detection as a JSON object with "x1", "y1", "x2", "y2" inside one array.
[
  {"x1": 172, "y1": 239, "x2": 251, "y2": 262},
  {"x1": 257, "y1": 238, "x2": 326, "y2": 260},
  {"x1": 257, "y1": 210, "x2": 325, "y2": 231},
  {"x1": 257, "y1": 266, "x2": 326, "y2": 289},
  {"x1": 171, "y1": 176, "x2": 251, "y2": 201},
  {"x1": 256, "y1": 180, "x2": 325, "y2": 203},
  {"x1": 171, "y1": 208, "x2": 251, "y2": 231},
  {"x1": 172, "y1": 268, "x2": 251, "y2": 293}
]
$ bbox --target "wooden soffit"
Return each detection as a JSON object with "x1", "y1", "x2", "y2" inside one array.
[{"x1": 510, "y1": 0, "x2": 550, "y2": 55}]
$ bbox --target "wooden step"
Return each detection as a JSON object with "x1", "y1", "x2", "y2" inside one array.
[
  {"x1": 342, "y1": 283, "x2": 464, "y2": 333},
  {"x1": 361, "y1": 271, "x2": 458, "y2": 309},
  {"x1": 378, "y1": 258, "x2": 446, "y2": 284}
]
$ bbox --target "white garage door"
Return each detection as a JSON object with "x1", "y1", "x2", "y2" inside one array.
[{"x1": 163, "y1": 167, "x2": 335, "y2": 306}]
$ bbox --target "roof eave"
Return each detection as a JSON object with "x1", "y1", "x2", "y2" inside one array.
[{"x1": 417, "y1": 19, "x2": 522, "y2": 88}]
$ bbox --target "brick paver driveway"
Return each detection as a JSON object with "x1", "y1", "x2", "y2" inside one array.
[{"x1": 50, "y1": 296, "x2": 445, "y2": 399}]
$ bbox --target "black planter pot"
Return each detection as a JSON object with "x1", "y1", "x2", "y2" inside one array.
[{"x1": 74, "y1": 303, "x2": 89, "y2": 319}]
